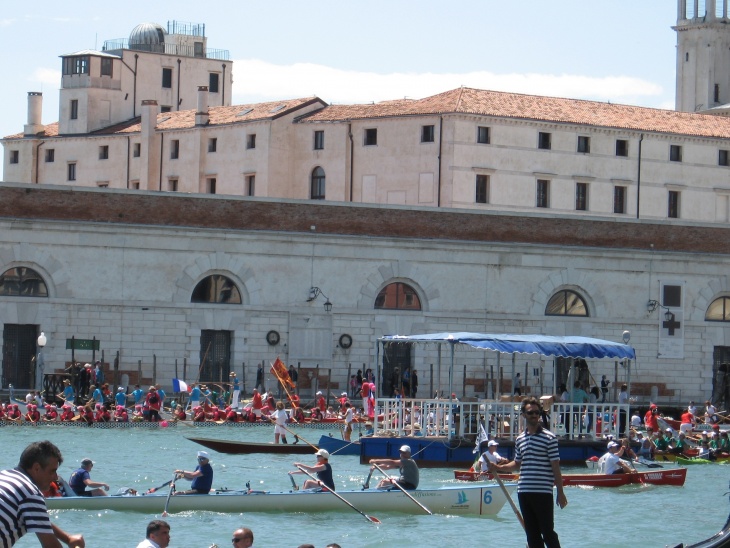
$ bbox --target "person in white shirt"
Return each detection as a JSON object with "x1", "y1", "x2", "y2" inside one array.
[
  {"x1": 136, "y1": 520, "x2": 170, "y2": 548},
  {"x1": 705, "y1": 400, "x2": 719, "y2": 424},
  {"x1": 478, "y1": 440, "x2": 509, "y2": 472},
  {"x1": 270, "y1": 401, "x2": 289, "y2": 444},
  {"x1": 598, "y1": 441, "x2": 633, "y2": 474},
  {"x1": 342, "y1": 403, "x2": 354, "y2": 441}
]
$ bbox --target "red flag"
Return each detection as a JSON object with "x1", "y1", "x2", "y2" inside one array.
[{"x1": 270, "y1": 357, "x2": 296, "y2": 391}]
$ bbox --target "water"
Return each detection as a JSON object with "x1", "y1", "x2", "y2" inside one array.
[{"x1": 2, "y1": 424, "x2": 728, "y2": 548}]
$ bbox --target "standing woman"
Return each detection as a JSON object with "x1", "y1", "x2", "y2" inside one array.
[{"x1": 270, "y1": 401, "x2": 289, "y2": 444}]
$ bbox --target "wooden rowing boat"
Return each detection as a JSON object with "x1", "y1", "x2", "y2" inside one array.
[
  {"x1": 46, "y1": 483, "x2": 515, "y2": 517},
  {"x1": 453, "y1": 467, "x2": 687, "y2": 487},
  {"x1": 186, "y1": 436, "x2": 317, "y2": 455}
]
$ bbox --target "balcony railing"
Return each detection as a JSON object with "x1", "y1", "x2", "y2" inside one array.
[{"x1": 102, "y1": 39, "x2": 229, "y2": 61}]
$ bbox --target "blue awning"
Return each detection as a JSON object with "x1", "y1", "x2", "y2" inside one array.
[{"x1": 379, "y1": 332, "x2": 635, "y2": 360}]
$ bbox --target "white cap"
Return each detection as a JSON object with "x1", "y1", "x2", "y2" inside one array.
[
  {"x1": 399, "y1": 445, "x2": 411, "y2": 453},
  {"x1": 488, "y1": 440, "x2": 499, "y2": 447},
  {"x1": 197, "y1": 451, "x2": 210, "y2": 459},
  {"x1": 607, "y1": 441, "x2": 619, "y2": 450},
  {"x1": 315, "y1": 449, "x2": 330, "y2": 459},
  {"x1": 117, "y1": 387, "x2": 124, "y2": 391},
  {"x1": 316, "y1": 391, "x2": 322, "y2": 395},
  {"x1": 341, "y1": 392, "x2": 347, "y2": 396}
]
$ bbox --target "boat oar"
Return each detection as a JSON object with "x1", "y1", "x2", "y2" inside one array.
[
  {"x1": 279, "y1": 423, "x2": 318, "y2": 451},
  {"x1": 145, "y1": 479, "x2": 172, "y2": 494},
  {"x1": 296, "y1": 466, "x2": 380, "y2": 524},
  {"x1": 161, "y1": 472, "x2": 179, "y2": 517},
  {"x1": 362, "y1": 468, "x2": 374, "y2": 490},
  {"x1": 289, "y1": 473, "x2": 299, "y2": 491},
  {"x1": 634, "y1": 458, "x2": 663, "y2": 469},
  {"x1": 491, "y1": 467, "x2": 526, "y2": 531},
  {"x1": 371, "y1": 463, "x2": 432, "y2": 515}
]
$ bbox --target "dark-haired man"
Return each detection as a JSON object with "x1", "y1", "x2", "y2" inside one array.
[
  {"x1": 490, "y1": 397, "x2": 567, "y2": 548},
  {"x1": 136, "y1": 520, "x2": 170, "y2": 548},
  {"x1": 0, "y1": 440, "x2": 85, "y2": 547}
]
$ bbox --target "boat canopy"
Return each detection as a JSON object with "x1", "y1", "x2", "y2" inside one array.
[{"x1": 378, "y1": 332, "x2": 635, "y2": 360}]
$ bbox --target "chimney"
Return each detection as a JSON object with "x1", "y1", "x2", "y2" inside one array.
[
  {"x1": 139, "y1": 100, "x2": 159, "y2": 191},
  {"x1": 196, "y1": 86, "x2": 209, "y2": 126},
  {"x1": 24, "y1": 92, "x2": 44, "y2": 136}
]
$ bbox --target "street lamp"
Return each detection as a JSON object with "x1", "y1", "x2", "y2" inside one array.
[
  {"x1": 646, "y1": 299, "x2": 674, "y2": 320},
  {"x1": 307, "y1": 287, "x2": 333, "y2": 312},
  {"x1": 36, "y1": 332, "x2": 47, "y2": 392}
]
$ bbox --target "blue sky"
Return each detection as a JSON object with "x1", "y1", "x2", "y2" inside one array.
[{"x1": 1, "y1": 1, "x2": 678, "y2": 168}]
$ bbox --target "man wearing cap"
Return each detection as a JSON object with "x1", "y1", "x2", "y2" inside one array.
[
  {"x1": 644, "y1": 404, "x2": 660, "y2": 432},
  {"x1": 316, "y1": 391, "x2": 326, "y2": 413},
  {"x1": 478, "y1": 440, "x2": 509, "y2": 473},
  {"x1": 369, "y1": 445, "x2": 420, "y2": 490},
  {"x1": 174, "y1": 451, "x2": 213, "y2": 495},
  {"x1": 598, "y1": 441, "x2": 633, "y2": 474},
  {"x1": 290, "y1": 449, "x2": 335, "y2": 491},
  {"x1": 115, "y1": 387, "x2": 127, "y2": 408},
  {"x1": 62, "y1": 379, "x2": 75, "y2": 405},
  {"x1": 68, "y1": 458, "x2": 109, "y2": 496}
]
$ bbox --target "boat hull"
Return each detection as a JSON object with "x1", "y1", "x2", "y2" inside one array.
[
  {"x1": 186, "y1": 437, "x2": 316, "y2": 455},
  {"x1": 46, "y1": 484, "x2": 514, "y2": 517},
  {"x1": 316, "y1": 435, "x2": 361, "y2": 456},
  {"x1": 453, "y1": 467, "x2": 687, "y2": 487}
]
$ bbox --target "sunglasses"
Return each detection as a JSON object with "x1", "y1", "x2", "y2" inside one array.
[{"x1": 232, "y1": 539, "x2": 244, "y2": 544}]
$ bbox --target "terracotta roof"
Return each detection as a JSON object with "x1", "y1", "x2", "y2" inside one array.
[{"x1": 301, "y1": 87, "x2": 730, "y2": 139}]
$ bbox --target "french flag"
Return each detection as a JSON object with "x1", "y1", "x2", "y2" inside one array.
[{"x1": 172, "y1": 379, "x2": 190, "y2": 393}]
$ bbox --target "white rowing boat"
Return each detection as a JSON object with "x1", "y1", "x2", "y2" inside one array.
[{"x1": 46, "y1": 483, "x2": 514, "y2": 517}]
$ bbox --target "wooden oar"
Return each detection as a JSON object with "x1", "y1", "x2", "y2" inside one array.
[
  {"x1": 296, "y1": 466, "x2": 380, "y2": 524},
  {"x1": 371, "y1": 463, "x2": 432, "y2": 515},
  {"x1": 279, "y1": 423, "x2": 318, "y2": 451},
  {"x1": 362, "y1": 468, "x2": 374, "y2": 490},
  {"x1": 289, "y1": 473, "x2": 299, "y2": 491},
  {"x1": 161, "y1": 472, "x2": 179, "y2": 517},
  {"x1": 634, "y1": 458, "x2": 663, "y2": 469},
  {"x1": 491, "y1": 467, "x2": 525, "y2": 531},
  {"x1": 145, "y1": 480, "x2": 172, "y2": 494}
]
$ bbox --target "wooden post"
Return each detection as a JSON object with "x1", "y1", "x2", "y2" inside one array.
[
  {"x1": 153, "y1": 354, "x2": 157, "y2": 385},
  {"x1": 462, "y1": 364, "x2": 466, "y2": 398},
  {"x1": 137, "y1": 360, "x2": 142, "y2": 385},
  {"x1": 114, "y1": 351, "x2": 120, "y2": 390},
  {"x1": 183, "y1": 358, "x2": 187, "y2": 383},
  {"x1": 347, "y1": 363, "x2": 352, "y2": 397},
  {"x1": 429, "y1": 363, "x2": 433, "y2": 400},
  {"x1": 241, "y1": 361, "x2": 246, "y2": 397}
]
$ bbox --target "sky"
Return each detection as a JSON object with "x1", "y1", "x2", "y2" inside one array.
[{"x1": 0, "y1": 1, "x2": 679, "y2": 177}]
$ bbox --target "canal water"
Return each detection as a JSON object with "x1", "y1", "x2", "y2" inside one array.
[{"x1": 2, "y1": 424, "x2": 727, "y2": 548}]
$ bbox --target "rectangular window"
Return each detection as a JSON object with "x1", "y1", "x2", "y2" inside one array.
[
  {"x1": 70, "y1": 99, "x2": 78, "y2": 120},
  {"x1": 246, "y1": 134, "x2": 256, "y2": 149},
  {"x1": 161, "y1": 106, "x2": 172, "y2": 113},
  {"x1": 536, "y1": 179, "x2": 550, "y2": 208},
  {"x1": 162, "y1": 68, "x2": 172, "y2": 89},
  {"x1": 207, "y1": 177, "x2": 216, "y2": 194},
  {"x1": 614, "y1": 186, "x2": 626, "y2": 214},
  {"x1": 575, "y1": 182, "x2": 588, "y2": 211},
  {"x1": 246, "y1": 175, "x2": 255, "y2": 196},
  {"x1": 720, "y1": 149, "x2": 729, "y2": 166},
  {"x1": 170, "y1": 140, "x2": 180, "y2": 160},
  {"x1": 209, "y1": 73, "x2": 220, "y2": 93},
  {"x1": 421, "y1": 125, "x2": 435, "y2": 143},
  {"x1": 475, "y1": 175, "x2": 489, "y2": 204},
  {"x1": 67, "y1": 163, "x2": 76, "y2": 181},
  {"x1": 98, "y1": 145, "x2": 109, "y2": 160},
  {"x1": 577, "y1": 136, "x2": 590, "y2": 153},
  {"x1": 668, "y1": 190, "x2": 680, "y2": 218},
  {"x1": 100, "y1": 58, "x2": 112, "y2": 77},
  {"x1": 616, "y1": 139, "x2": 629, "y2": 157},
  {"x1": 538, "y1": 132, "x2": 551, "y2": 150},
  {"x1": 63, "y1": 56, "x2": 89, "y2": 75},
  {"x1": 9, "y1": 151, "x2": 19, "y2": 164},
  {"x1": 477, "y1": 126, "x2": 490, "y2": 144},
  {"x1": 364, "y1": 128, "x2": 378, "y2": 146},
  {"x1": 45, "y1": 149, "x2": 55, "y2": 163},
  {"x1": 670, "y1": 144, "x2": 683, "y2": 162},
  {"x1": 314, "y1": 130, "x2": 324, "y2": 150},
  {"x1": 715, "y1": 84, "x2": 720, "y2": 103},
  {"x1": 133, "y1": 143, "x2": 140, "y2": 158},
  {"x1": 208, "y1": 138, "x2": 217, "y2": 153},
  {"x1": 168, "y1": 178, "x2": 178, "y2": 192}
]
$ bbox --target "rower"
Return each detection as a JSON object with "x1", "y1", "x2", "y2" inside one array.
[
  {"x1": 369, "y1": 445, "x2": 420, "y2": 490},
  {"x1": 478, "y1": 440, "x2": 509, "y2": 474},
  {"x1": 598, "y1": 441, "x2": 633, "y2": 474},
  {"x1": 289, "y1": 449, "x2": 335, "y2": 491},
  {"x1": 174, "y1": 451, "x2": 213, "y2": 495}
]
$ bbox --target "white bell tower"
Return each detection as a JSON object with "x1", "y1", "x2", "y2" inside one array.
[{"x1": 675, "y1": 0, "x2": 730, "y2": 112}]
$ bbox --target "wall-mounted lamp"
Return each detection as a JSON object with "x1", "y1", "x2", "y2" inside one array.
[
  {"x1": 646, "y1": 299, "x2": 674, "y2": 321},
  {"x1": 36, "y1": 332, "x2": 47, "y2": 392},
  {"x1": 307, "y1": 287, "x2": 332, "y2": 312}
]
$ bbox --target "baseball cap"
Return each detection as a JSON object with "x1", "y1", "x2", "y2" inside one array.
[
  {"x1": 399, "y1": 445, "x2": 412, "y2": 453},
  {"x1": 607, "y1": 441, "x2": 619, "y2": 450},
  {"x1": 117, "y1": 387, "x2": 124, "y2": 391},
  {"x1": 488, "y1": 440, "x2": 499, "y2": 447},
  {"x1": 315, "y1": 449, "x2": 330, "y2": 459},
  {"x1": 316, "y1": 391, "x2": 322, "y2": 395},
  {"x1": 197, "y1": 451, "x2": 210, "y2": 460}
]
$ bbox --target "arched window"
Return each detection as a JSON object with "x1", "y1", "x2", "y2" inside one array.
[
  {"x1": 191, "y1": 275, "x2": 242, "y2": 304},
  {"x1": 706, "y1": 296, "x2": 730, "y2": 322},
  {"x1": 0, "y1": 267, "x2": 48, "y2": 297},
  {"x1": 374, "y1": 282, "x2": 421, "y2": 310},
  {"x1": 545, "y1": 289, "x2": 588, "y2": 316},
  {"x1": 311, "y1": 166, "x2": 325, "y2": 200}
]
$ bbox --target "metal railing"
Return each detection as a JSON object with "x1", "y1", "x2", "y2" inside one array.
[{"x1": 102, "y1": 40, "x2": 230, "y2": 60}]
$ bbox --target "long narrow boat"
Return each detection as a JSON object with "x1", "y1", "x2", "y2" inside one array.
[
  {"x1": 453, "y1": 467, "x2": 687, "y2": 487},
  {"x1": 46, "y1": 483, "x2": 515, "y2": 517},
  {"x1": 677, "y1": 513, "x2": 730, "y2": 548},
  {"x1": 186, "y1": 436, "x2": 317, "y2": 455},
  {"x1": 655, "y1": 453, "x2": 730, "y2": 464}
]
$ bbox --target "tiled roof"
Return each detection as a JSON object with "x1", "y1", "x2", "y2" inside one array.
[{"x1": 301, "y1": 87, "x2": 730, "y2": 139}]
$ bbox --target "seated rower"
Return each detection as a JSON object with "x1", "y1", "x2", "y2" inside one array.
[
  {"x1": 598, "y1": 441, "x2": 634, "y2": 474},
  {"x1": 173, "y1": 405, "x2": 186, "y2": 421},
  {"x1": 669, "y1": 431, "x2": 689, "y2": 454},
  {"x1": 174, "y1": 451, "x2": 213, "y2": 495},
  {"x1": 43, "y1": 404, "x2": 58, "y2": 421},
  {"x1": 114, "y1": 405, "x2": 129, "y2": 422},
  {"x1": 478, "y1": 440, "x2": 509, "y2": 475},
  {"x1": 192, "y1": 406, "x2": 206, "y2": 422},
  {"x1": 290, "y1": 449, "x2": 335, "y2": 491},
  {"x1": 369, "y1": 445, "x2": 420, "y2": 490},
  {"x1": 636, "y1": 435, "x2": 655, "y2": 460},
  {"x1": 60, "y1": 404, "x2": 75, "y2": 421}
]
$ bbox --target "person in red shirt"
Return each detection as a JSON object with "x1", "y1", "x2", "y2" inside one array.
[
  {"x1": 252, "y1": 388, "x2": 263, "y2": 420},
  {"x1": 25, "y1": 404, "x2": 41, "y2": 422},
  {"x1": 316, "y1": 391, "x2": 326, "y2": 413},
  {"x1": 225, "y1": 406, "x2": 239, "y2": 422},
  {"x1": 7, "y1": 403, "x2": 22, "y2": 420},
  {"x1": 679, "y1": 408, "x2": 696, "y2": 434},
  {"x1": 44, "y1": 405, "x2": 58, "y2": 421},
  {"x1": 60, "y1": 404, "x2": 75, "y2": 421},
  {"x1": 0, "y1": 404, "x2": 5, "y2": 420},
  {"x1": 173, "y1": 405, "x2": 186, "y2": 421},
  {"x1": 145, "y1": 386, "x2": 162, "y2": 422},
  {"x1": 644, "y1": 404, "x2": 660, "y2": 432},
  {"x1": 114, "y1": 405, "x2": 129, "y2": 422},
  {"x1": 192, "y1": 406, "x2": 206, "y2": 422}
]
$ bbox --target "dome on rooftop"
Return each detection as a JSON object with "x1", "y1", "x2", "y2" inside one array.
[{"x1": 129, "y1": 22, "x2": 166, "y2": 47}]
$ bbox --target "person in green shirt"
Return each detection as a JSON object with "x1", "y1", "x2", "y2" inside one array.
[
  {"x1": 669, "y1": 431, "x2": 688, "y2": 454},
  {"x1": 652, "y1": 430, "x2": 669, "y2": 454}
]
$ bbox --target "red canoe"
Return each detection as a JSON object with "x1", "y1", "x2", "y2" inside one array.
[{"x1": 453, "y1": 467, "x2": 687, "y2": 487}]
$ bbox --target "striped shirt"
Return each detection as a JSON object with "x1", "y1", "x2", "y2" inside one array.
[
  {"x1": 0, "y1": 468, "x2": 53, "y2": 547},
  {"x1": 514, "y1": 427, "x2": 560, "y2": 494}
]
